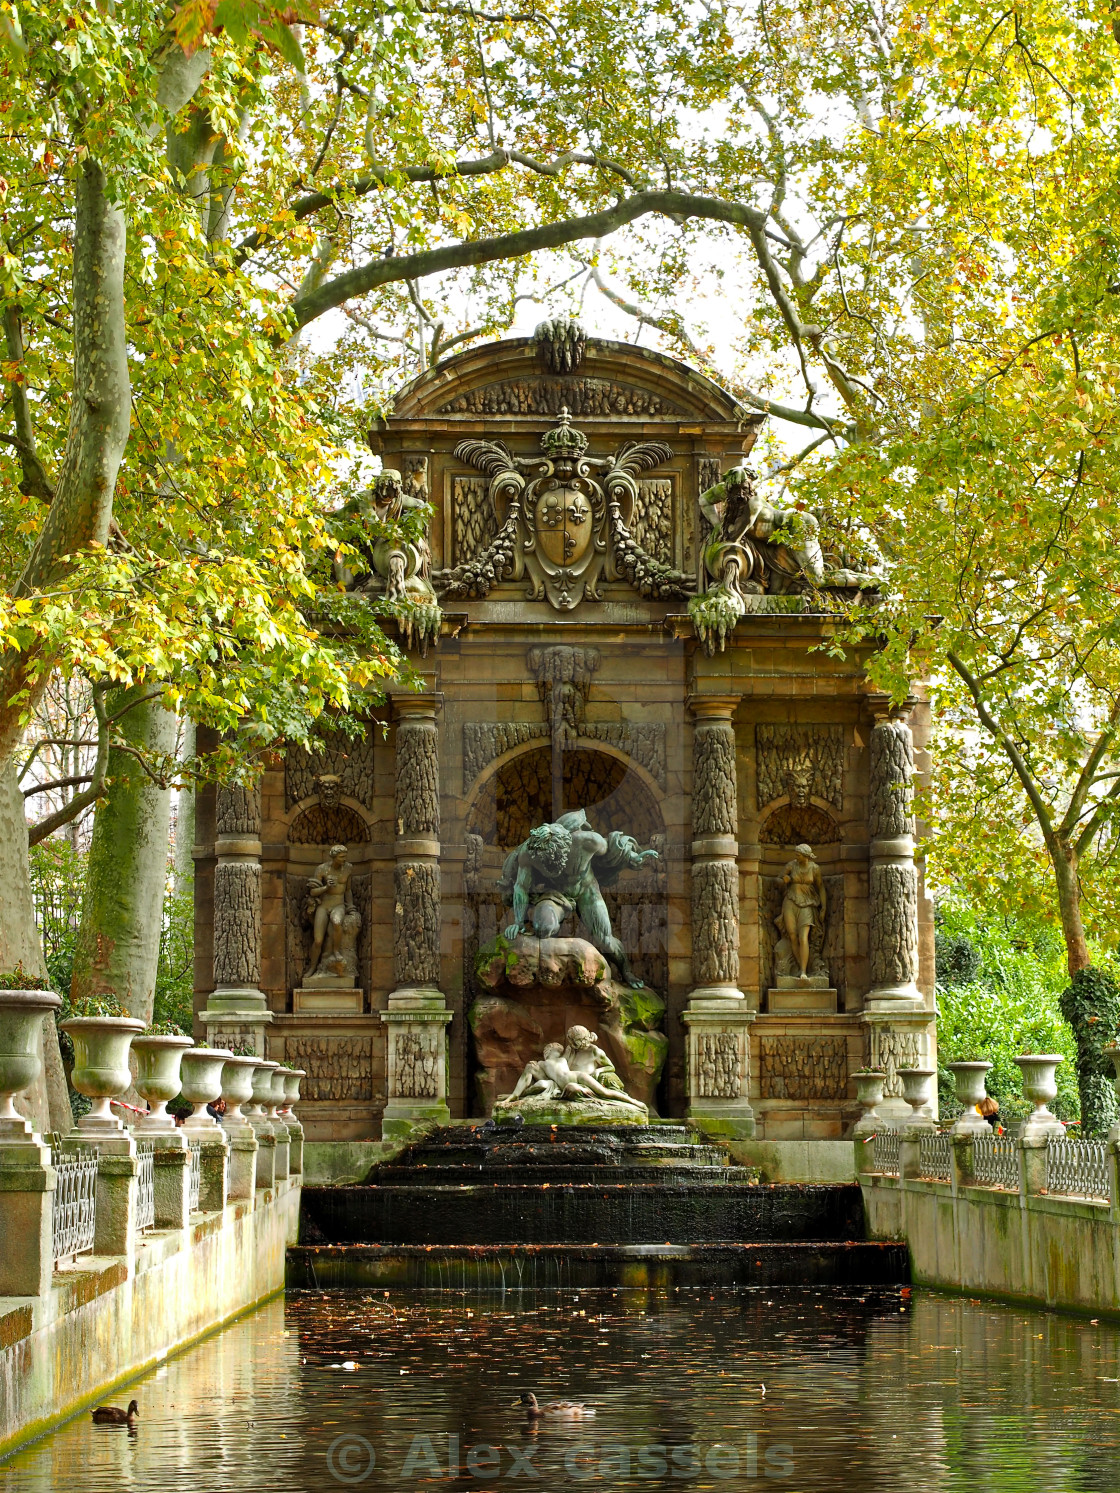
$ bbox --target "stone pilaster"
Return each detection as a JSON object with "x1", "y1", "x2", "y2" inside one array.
[
  {"x1": 151, "y1": 1134, "x2": 190, "y2": 1229},
  {"x1": 862, "y1": 695, "x2": 934, "y2": 1124},
  {"x1": 865, "y1": 698, "x2": 921, "y2": 1005},
  {"x1": 683, "y1": 695, "x2": 754, "y2": 1137},
  {"x1": 201, "y1": 776, "x2": 273, "y2": 1055},
  {"x1": 0, "y1": 1136, "x2": 55, "y2": 1296},
  {"x1": 382, "y1": 693, "x2": 452, "y2": 1138}
]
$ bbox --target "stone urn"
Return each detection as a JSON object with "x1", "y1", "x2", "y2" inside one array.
[
  {"x1": 0, "y1": 989, "x2": 62, "y2": 1138},
  {"x1": 850, "y1": 1069, "x2": 886, "y2": 1139},
  {"x1": 281, "y1": 1068, "x2": 305, "y2": 1115},
  {"x1": 179, "y1": 1047, "x2": 234, "y2": 1129},
  {"x1": 897, "y1": 1066, "x2": 937, "y2": 1130},
  {"x1": 947, "y1": 1060, "x2": 994, "y2": 1136},
  {"x1": 1015, "y1": 1053, "x2": 1065, "y2": 1139},
  {"x1": 1104, "y1": 1045, "x2": 1120, "y2": 1142},
  {"x1": 132, "y1": 1034, "x2": 194, "y2": 1132},
  {"x1": 60, "y1": 1014, "x2": 145, "y2": 1134},
  {"x1": 248, "y1": 1060, "x2": 279, "y2": 1133},
  {"x1": 268, "y1": 1066, "x2": 292, "y2": 1123},
  {"x1": 220, "y1": 1055, "x2": 259, "y2": 1132}
]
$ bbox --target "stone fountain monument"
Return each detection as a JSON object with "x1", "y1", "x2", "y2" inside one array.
[{"x1": 193, "y1": 321, "x2": 937, "y2": 1142}]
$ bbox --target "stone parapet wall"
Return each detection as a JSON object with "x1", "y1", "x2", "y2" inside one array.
[
  {"x1": 861, "y1": 1145, "x2": 1120, "y2": 1318},
  {"x1": 0, "y1": 1181, "x2": 300, "y2": 1458}
]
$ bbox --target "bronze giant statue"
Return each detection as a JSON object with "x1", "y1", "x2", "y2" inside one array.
[{"x1": 498, "y1": 809, "x2": 659, "y2": 988}]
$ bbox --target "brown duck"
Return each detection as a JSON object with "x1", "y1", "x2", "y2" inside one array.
[
  {"x1": 91, "y1": 1399, "x2": 139, "y2": 1426},
  {"x1": 516, "y1": 1392, "x2": 595, "y2": 1420}
]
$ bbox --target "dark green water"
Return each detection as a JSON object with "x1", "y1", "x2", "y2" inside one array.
[{"x1": 4, "y1": 1287, "x2": 1120, "y2": 1491}]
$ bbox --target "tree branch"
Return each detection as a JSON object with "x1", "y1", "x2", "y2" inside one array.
[
  {"x1": 26, "y1": 688, "x2": 109, "y2": 846},
  {"x1": 1, "y1": 307, "x2": 54, "y2": 501},
  {"x1": 946, "y1": 649, "x2": 1057, "y2": 844}
]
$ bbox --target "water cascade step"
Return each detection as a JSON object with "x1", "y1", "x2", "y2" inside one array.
[{"x1": 290, "y1": 1124, "x2": 908, "y2": 1289}]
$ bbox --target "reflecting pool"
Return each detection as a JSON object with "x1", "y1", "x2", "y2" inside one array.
[{"x1": 3, "y1": 1288, "x2": 1120, "y2": 1491}]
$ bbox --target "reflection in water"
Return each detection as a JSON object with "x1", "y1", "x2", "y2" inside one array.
[{"x1": 3, "y1": 1288, "x2": 1120, "y2": 1491}]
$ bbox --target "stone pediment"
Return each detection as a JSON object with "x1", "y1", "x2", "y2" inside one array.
[{"x1": 387, "y1": 331, "x2": 759, "y2": 429}]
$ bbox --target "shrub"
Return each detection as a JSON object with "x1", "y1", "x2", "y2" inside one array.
[{"x1": 935, "y1": 901, "x2": 1079, "y2": 1123}]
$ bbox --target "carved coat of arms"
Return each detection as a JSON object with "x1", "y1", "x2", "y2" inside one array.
[{"x1": 435, "y1": 409, "x2": 695, "y2": 610}]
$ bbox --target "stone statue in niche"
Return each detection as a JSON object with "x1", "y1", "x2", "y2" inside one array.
[
  {"x1": 690, "y1": 464, "x2": 875, "y2": 652},
  {"x1": 496, "y1": 1024, "x2": 647, "y2": 1119},
  {"x1": 775, "y1": 844, "x2": 828, "y2": 983},
  {"x1": 303, "y1": 845, "x2": 362, "y2": 986},
  {"x1": 337, "y1": 467, "x2": 441, "y2": 652},
  {"x1": 498, "y1": 808, "x2": 660, "y2": 988}
]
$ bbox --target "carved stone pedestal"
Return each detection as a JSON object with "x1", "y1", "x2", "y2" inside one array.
[
  {"x1": 380, "y1": 990, "x2": 453, "y2": 1140},
  {"x1": 292, "y1": 986, "x2": 364, "y2": 1014},
  {"x1": 768, "y1": 986, "x2": 838, "y2": 1014},
  {"x1": 683, "y1": 997, "x2": 756, "y2": 1138},
  {"x1": 863, "y1": 1009, "x2": 937, "y2": 1126},
  {"x1": 0, "y1": 1135, "x2": 55, "y2": 1296}
]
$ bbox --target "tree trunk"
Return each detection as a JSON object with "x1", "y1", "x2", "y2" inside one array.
[
  {"x1": 0, "y1": 759, "x2": 71, "y2": 1133},
  {"x1": 0, "y1": 160, "x2": 130, "y2": 768},
  {"x1": 173, "y1": 718, "x2": 196, "y2": 897},
  {"x1": 1052, "y1": 839, "x2": 1090, "y2": 978},
  {"x1": 70, "y1": 689, "x2": 178, "y2": 1023}
]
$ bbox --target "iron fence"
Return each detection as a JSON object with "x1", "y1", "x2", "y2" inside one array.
[
  {"x1": 52, "y1": 1149, "x2": 98, "y2": 1265},
  {"x1": 1046, "y1": 1136, "x2": 1111, "y2": 1202},
  {"x1": 919, "y1": 1130, "x2": 953, "y2": 1181},
  {"x1": 188, "y1": 1139, "x2": 201, "y2": 1213},
  {"x1": 873, "y1": 1128, "x2": 901, "y2": 1176},
  {"x1": 136, "y1": 1140, "x2": 155, "y2": 1232},
  {"x1": 973, "y1": 1133, "x2": 1021, "y2": 1191}
]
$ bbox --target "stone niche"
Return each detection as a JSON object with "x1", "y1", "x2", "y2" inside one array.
[{"x1": 469, "y1": 934, "x2": 668, "y2": 1114}]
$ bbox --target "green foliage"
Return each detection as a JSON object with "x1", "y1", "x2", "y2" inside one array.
[
  {"x1": 226, "y1": 1042, "x2": 257, "y2": 1057},
  {"x1": 1059, "y1": 967, "x2": 1120, "y2": 1138},
  {"x1": 143, "y1": 1020, "x2": 189, "y2": 1037},
  {"x1": 0, "y1": 961, "x2": 48, "y2": 990},
  {"x1": 153, "y1": 879, "x2": 195, "y2": 1036},
  {"x1": 66, "y1": 994, "x2": 128, "y2": 1019},
  {"x1": 28, "y1": 839, "x2": 84, "y2": 996},
  {"x1": 935, "y1": 901, "x2": 1079, "y2": 1124}
]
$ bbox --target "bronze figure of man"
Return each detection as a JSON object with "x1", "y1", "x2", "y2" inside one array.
[{"x1": 498, "y1": 808, "x2": 658, "y2": 988}]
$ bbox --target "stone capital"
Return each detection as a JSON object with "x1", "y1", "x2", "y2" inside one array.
[
  {"x1": 687, "y1": 693, "x2": 741, "y2": 723},
  {"x1": 392, "y1": 691, "x2": 444, "y2": 723},
  {"x1": 864, "y1": 689, "x2": 918, "y2": 727}
]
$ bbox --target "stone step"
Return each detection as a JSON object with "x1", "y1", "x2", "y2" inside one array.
[
  {"x1": 368, "y1": 1164, "x2": 759, "y2": 1186},
  {"x1": 286, "y1": 1239, "x2": 908, "y2": 1291},
  {"x1": 300, "y1": 1182, "x2": 866, "y2": 1247}
]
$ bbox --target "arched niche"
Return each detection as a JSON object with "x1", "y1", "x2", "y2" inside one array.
[
  {"x1": 466, "y1": 744, "x2": 664, "y2": 850},
  {"x1": 287, "y1": 802, "x2": 371, "y2": 845}
]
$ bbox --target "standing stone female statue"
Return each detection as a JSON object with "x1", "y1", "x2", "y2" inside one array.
[{"x1": 776, "y1": 844, "x2": 826, "y2": 981}]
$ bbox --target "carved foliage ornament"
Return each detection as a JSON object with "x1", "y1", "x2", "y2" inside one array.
[
  {"x1": 756, "y1": 723, "x2": 845, "y2": 812},
  {"x1": 435, "y1": 410, "x2": 694, "y2": 609}
]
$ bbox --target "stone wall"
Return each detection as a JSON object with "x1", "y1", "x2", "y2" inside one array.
[
  {"x1": 861, "y1": 1145, "x2": 1120, "y2": 1318},
  {"x1": 0, "y1": 1182, "x2": 299, "y2": 1458}
]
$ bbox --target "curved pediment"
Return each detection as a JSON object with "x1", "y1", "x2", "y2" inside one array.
[{"x1": 389, "y1": 334, "x2": 759, "y2": 428}]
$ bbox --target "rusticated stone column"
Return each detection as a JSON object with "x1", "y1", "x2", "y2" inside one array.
[
  {"x1": 381, "y1": 694, "x2": 452, "y2": 1139},
  {"x1": 866, "y1": 701, "x2": 921, "y2": 1004},
  {"x1": 863, "y1": 695, "x2": 932, "y2": 1123},
  {"x1": 683, "y1": 695, "x2": 755, "y2": 1137},
  {"x1": 201, "y1": 777, "x2": 273, "y2": 1055}
]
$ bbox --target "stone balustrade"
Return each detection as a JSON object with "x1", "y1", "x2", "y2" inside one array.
[{"x1": 858, "y1": 1125, "x2": 1120, "y2": 1318}]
